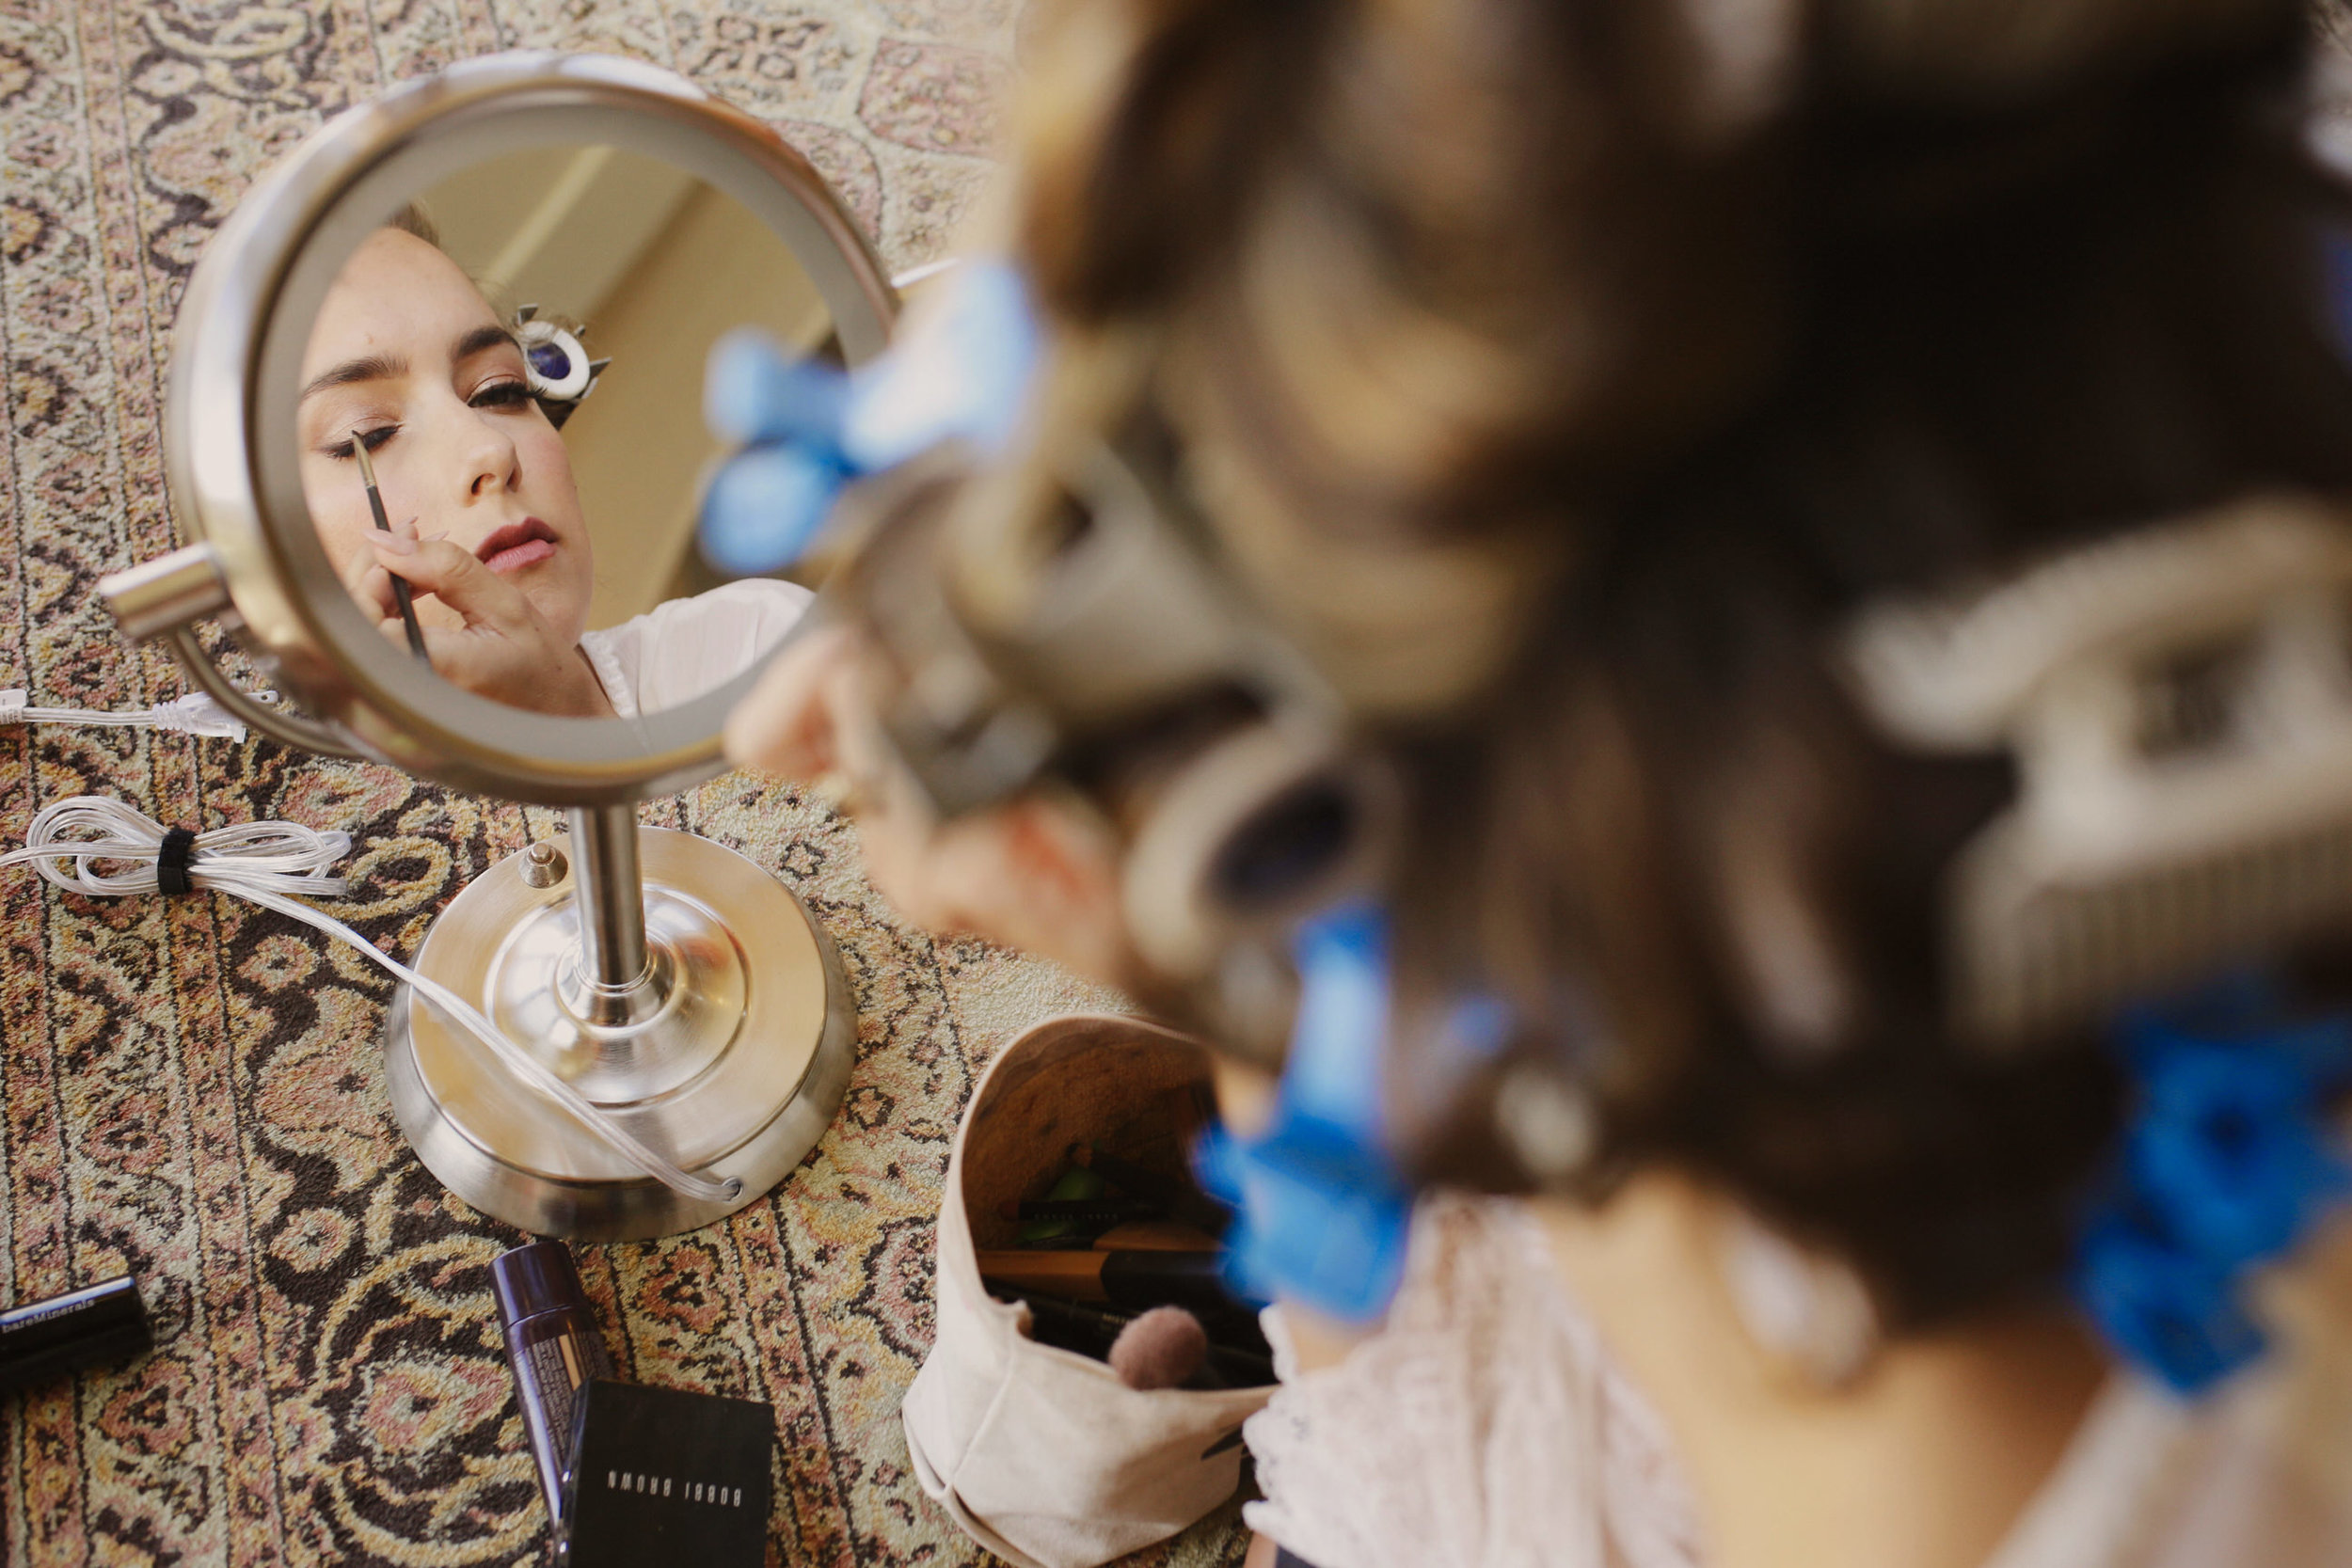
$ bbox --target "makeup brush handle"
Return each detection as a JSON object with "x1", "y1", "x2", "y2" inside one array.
[
  {"x1": 356, "y1": 448, "x2": 430, "y2": 663},
  {"x1": 976, "y1": 1249, "x2": 1253, "y2": 1320},
  {"x1": 388, "y1": 576, "x2": 429, "y2": 660}
]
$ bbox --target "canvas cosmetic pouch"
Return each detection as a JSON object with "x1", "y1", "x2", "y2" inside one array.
[{"x1": 902, "y1": 1013, "x2": 1274, "y2": 1568}]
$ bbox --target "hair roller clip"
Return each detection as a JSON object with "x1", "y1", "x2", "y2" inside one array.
[
  {"x1": 1839, "y1": 495, "x2": 2352, "y2": 1051},
  {"x1": 514, "y1": 304, "x2": 610, "y2": 430}
]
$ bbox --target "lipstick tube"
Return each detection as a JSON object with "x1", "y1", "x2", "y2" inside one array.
[{"x1": 492, "y1": 1242, "x2": 614, "y2": 1531}]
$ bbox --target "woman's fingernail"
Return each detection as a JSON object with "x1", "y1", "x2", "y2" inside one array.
[
  {"x1": 371, "y1": 532, "x2": 417, "y2": 556},
  {"x1": 422, "y1": 530, "x2": 450, "y2": 543}
]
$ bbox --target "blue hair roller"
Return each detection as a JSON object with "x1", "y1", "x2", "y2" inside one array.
[
  {"x1": 696, "y1": 261, "x2": 1044, "y2": 578},
  {"x1": 1194, "y1": 903, "x2": 1415, "y2": 1324},
  {"x1": 2075, "y1": 978, "x2": 2352, "y2": 1395}
]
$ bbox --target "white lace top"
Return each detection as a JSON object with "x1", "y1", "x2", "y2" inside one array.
[
  {"x1": 1243, "y1": 1197, "x2": 2352, "y2": 1568},
  {"x1": 1244, "y1": 1197, "x2": 1703, "y2": 1568},
  {"x1": 577, "y1": 578, "x2": 813, "y2": 720}
]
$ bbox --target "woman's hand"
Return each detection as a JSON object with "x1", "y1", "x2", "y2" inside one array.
[
  {"x1": 725, "y1": 624, "x2": 1140, "y2": 987},
  {"x1": 352, "y1": 529, "x2": 613, "y2": 716}
]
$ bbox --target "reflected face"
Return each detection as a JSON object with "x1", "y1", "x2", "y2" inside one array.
[{"x1": 297, "y1": 229, "x2": 595, "y2": 645}]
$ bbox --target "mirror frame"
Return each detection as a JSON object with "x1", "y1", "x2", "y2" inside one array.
[{"x1": 169, "y1": 51, "x2": 896, "y2": 803}]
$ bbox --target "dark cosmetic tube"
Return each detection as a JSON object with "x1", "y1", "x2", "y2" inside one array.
[
  {"x1": 493, "y1": 1242, "x2": 614, "y2": 1531},
  {"x1": 1069, "y1": 1145, "x2": 1232, "y2": 1235},
  {"x1": 999, "y1": 1198, "x2": 1164, "y2": 1224},
  {"x1": 0, "y1": 1275, "x2": 150, "y2": 1396}
]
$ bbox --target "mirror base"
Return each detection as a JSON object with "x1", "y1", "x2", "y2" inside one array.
[{"x1": 382, "y1": 826, "x2": 855, "y2": 1240}]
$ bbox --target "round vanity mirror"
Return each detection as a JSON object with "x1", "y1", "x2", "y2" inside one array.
[
  {"x1": 298, "y1": 141, "x2": 840, "y2": 726},
  {"x1": 102, "y1": 53, "x2": 888, "y2": 1242},
  {"x1": 135, "y1": 49, "x2": 893, "y2": 799}
]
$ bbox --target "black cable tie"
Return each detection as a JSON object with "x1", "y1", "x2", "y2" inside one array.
[{"x1": 155, "y1": 826, "x2": 198, "y2": 895}]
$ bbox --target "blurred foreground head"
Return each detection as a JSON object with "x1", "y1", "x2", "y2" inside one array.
[{"x1": 1004, "y1": 0, "x2": 2352, "y2": 1334}]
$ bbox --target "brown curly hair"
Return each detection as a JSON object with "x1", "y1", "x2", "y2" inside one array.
[{"x1": 1008, "y1": 0, "x2": 2352, "y2": 1332}]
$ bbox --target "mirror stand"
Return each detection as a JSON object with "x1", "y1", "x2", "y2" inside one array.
[
  {"x1": 382, "y1": 805, "x2": 855, "y2": 1240},
  {"x1": 112, "y1": 53, "x2": 898, "y2": 1243}
]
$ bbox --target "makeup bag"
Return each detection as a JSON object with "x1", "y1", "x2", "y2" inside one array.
[{"x1": 901, "y1": 1013, "x2": 1274, "y2": 1568}]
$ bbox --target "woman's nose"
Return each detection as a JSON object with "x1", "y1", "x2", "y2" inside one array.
[{"x1": 460, "y1": 414, "x2": 519, "y2": 499}]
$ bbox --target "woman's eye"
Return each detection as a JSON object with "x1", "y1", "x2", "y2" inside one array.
[
  {"x1": 469, "y1": 380, "x2": 532, "y2": 409},
  {"x1": 325, "y1": 425, "x2": 398, "y2": 459}
]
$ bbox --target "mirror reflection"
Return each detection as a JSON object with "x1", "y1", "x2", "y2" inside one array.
[{"x1": 294, "y1": 145, "x2": 834, "y2": 717}]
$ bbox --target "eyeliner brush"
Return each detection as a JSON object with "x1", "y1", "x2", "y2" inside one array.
[{"x1": 352, "y1": 435, "x2": 429, "y2": 662}]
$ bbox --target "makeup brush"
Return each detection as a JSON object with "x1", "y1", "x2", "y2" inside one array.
[
  {"x1": 352, "y1": 435, "x2": 429, "y2": 661},
  {"x1": 991, "y1": 1292, "x2": 1278, "y2": 1387},
  {"x1": 976, "y1": 1248, "x2": 1266, "y2": 1334}
]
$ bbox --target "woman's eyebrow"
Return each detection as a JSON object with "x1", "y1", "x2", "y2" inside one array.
[
  {"x1": 452, "y1": 323, "x2": 522, "y2": 362},
  {"x1": 300, "y1": 352, "x2": 406, "y2": 402}
]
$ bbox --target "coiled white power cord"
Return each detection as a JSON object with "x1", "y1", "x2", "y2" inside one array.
[{"x1": 2, "y1": 796, "x2": 738, "y2": 1206}]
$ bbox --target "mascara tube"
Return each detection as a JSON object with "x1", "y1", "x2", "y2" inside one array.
[
  {"x1": 0, "y1": 1275, "x2": 151, "y2": 1395},
  {"x1": 492, "y1": 1242, "x2": 614, "y2": 1531}
]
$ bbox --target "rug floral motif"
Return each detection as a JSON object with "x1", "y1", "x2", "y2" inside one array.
[{"x1": 0, "y1": 3, "x2": 1248, "y2": 1563}]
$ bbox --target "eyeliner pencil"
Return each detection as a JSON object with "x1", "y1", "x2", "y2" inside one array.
[{"x1": 352, "y1": 436, "x2": 429, "y2": 661}]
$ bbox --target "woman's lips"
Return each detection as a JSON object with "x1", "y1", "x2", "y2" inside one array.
[
  {"x1": 485, "y1": 539, "x2": 554, "y2": 574},
  {"x1": 475, "y1": 518, "x2": 558, "y2": 576}
]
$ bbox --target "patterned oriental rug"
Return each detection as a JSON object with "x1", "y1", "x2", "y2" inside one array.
[{"x1": 0, "y1": 3, "x2": 1248, "y2": 1564}]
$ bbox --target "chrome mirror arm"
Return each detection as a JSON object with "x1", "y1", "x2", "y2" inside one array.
[
  {"x1": 163, "y1": 626, "x2": 366, "y2": 761},
  {"x1": 100, "y1": 543, "x2": 368, "y2": 761}
]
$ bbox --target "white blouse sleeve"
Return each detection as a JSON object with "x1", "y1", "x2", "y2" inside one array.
[{"x1": 577, "y1": 578, "x2": 815, "y2": 721}]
